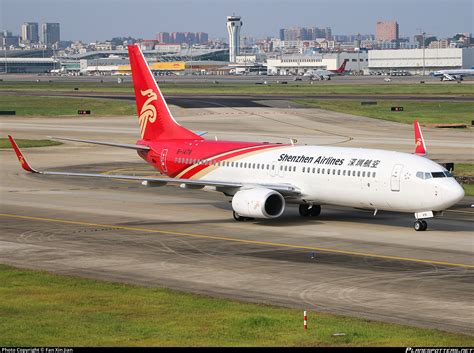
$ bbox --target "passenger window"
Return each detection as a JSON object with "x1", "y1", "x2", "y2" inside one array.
[
  {"x1": 332, "y1": 169, "x2": 336, "y2": 175},
  {"x1": 362, "y1": 171, "x2": 365, "y2": 177},
  {"x1": 337, "y1": 170, "x2": 341, "y2": 175},
  {"x1": 353, "y1": 171, "x2": 356, "y2": 176},
  {"x1": 373, "y1": 172, "x2": 376, "y2": 178},
  {"x1": 312, "y1": 168, "x2": 315, "y2": 173},
  {"x1": 343, "y1": 170, "x2": 346, "y2": 176},
  {"x1": 252, "y1": 163, "x2": 256, "y2": 169},
  {"x1": 317, "y1": 168, "x2": 320, "y2": 174},
  {"x1": 302, "y1": 167, "x2": 305, "y2": 173},
  {"x1": 357, "y1": 171, "x2": 361, "y2": 177}
]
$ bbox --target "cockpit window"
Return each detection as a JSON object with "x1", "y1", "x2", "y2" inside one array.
[
  {"x1": 424, "y1": 172, "x2": 432, "y2": 179},
  {"x1": 416, "y1": 172, "x2": 424, "y2": 179},
  {"x1": 431, "y1": 172, "x2": 446, "y2": 178}
]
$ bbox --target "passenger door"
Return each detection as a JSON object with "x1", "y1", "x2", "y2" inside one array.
[{"x1": 390, "y1": 164, "x2": 403, "y2": 192}]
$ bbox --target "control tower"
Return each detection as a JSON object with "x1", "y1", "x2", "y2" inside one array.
[{"x1": 226, "y1": 15, "x2": 242, "y2": 63}]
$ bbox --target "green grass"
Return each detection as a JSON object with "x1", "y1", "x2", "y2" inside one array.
[
  {"x1": 294, "y1": 99, "x2": 474, "y2": 124},
  {"x1": 0, "y1": 264, "x2": 472, "y2": 347},
  {"x1": 1, "y1": 81, "x2": 473, "y2": 95},
  {"x1": 454, "y1": 163, "x2": 474, "y2": 177},
  {"x1": 0, "y1": 95, "x2": 135, "y2": 116},
  {"x1": 462, "y1": 184, "x2": 474, "y2": 196},
  {"x1": 0, "y1": 138, "x2": 62, "y2": 148}
]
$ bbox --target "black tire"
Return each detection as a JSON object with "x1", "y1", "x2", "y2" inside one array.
[
  {"x1": 310, "y1": 205, "x2": 321, "y2": 217},
  {"x1": 233, "y1": 211, "x2": 243, "y2": 222},
  {"x1": 299, "y1": 204, "x2": 311, "y2": 217},
  {"x1": 414, "y1": 220, "x2": 424, "y2": 231},
  {"x1": 420, "y1": 219, "x2": 428, "y2": 231}
]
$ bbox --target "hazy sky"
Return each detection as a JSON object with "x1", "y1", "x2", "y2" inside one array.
[{"x1": 1, "y1": 0, "x2": 472, "y2": 42}]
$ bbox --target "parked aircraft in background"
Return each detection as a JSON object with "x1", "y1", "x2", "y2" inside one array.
[
  {"x1": 9, "y1": 45, "x2": 464, "y2": 231},
  {"x1": 431, "y1": 68, "x2": 474, "y2": 81},
  {"x1": 303, "y1": 59, "x2": 349, "y2": 80}
]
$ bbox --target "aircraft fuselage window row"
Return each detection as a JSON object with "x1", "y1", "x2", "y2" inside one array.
[{"x1": 173, "y1": 157, "x2": 377, "y2": 178}]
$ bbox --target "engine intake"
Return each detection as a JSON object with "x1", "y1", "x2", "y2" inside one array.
[{"x1": 232, "y1": 188, "x2": 285, "y2": 219}]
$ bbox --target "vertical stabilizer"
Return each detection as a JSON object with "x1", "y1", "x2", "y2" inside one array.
[{"x1": 128, "y1": 44, "x2": 202, "y2": 141}]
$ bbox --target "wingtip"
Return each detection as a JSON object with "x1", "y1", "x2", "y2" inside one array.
[{"x1": 8, "y1": 135, "x2": 38, "y2": 173}]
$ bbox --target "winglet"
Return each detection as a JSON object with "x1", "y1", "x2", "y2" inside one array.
[
  {"x1": 8, "y1": 135, "x2": 39, "y2": 173},
  {"x1": 414, "y1": 120, "x2": 427, "y2": 156}
]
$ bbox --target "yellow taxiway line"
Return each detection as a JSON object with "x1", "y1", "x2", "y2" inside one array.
[{"x1": 0, "y1": 213, "x2": 473, "y2": 269}]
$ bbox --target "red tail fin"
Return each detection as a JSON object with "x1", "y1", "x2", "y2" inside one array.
[
  {"x1": 128, "y1": 44, "x2": 201, "y2": 141},
  {"x1": 414, "y1": 120, "x2": 427, "y2": 156},
  {"x1": 334, "y1": 59, "x2": 348, "y2": 73}
]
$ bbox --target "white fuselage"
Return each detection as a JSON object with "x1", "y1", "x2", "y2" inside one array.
[{"x1": 187, "y1": 145, "x2": 464, "y2": 213}]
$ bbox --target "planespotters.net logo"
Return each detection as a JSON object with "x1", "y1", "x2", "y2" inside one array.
[{"x1": 406, "y1": 349, "x2": 474, "y2": 353}]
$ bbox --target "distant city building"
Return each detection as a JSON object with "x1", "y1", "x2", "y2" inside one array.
[
  {"x1": 226, "y1": 15, "x2": 242, "y2": 63},
  {"x1": 1, "y1": 30, "x2": 19, "y2": 48},
  {"x1": 196, "y1": 32, "x2": 208, "y2": 44},
  {"x1": 156, "y1": 31, "x2": 208, "y2": 44},
  {"x1": 428, "y1": 39, "x2": 450, "y2": 49},
  {"x1": 156, "y1": 32, "x2": 170, "y2": 43},
  {"x1": 21, "y1": 22, "x2": 39, "y2": 43},
  {"x1": 279, "y1": 27, "x2": 332, "y2": 42},
  {"x1": 41, "y1": 23, "x2": 60, "y2": 48},
  {"x1": 376, "y1": 21, "x2": 399, "y2": 42}
]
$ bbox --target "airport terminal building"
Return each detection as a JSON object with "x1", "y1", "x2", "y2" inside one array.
[
  {"x1": 368, "y1": 47, "x2": 474, "y2": 75},
  {"x1": 266, "y1": 52, "x2": 368, "y2": 75}
]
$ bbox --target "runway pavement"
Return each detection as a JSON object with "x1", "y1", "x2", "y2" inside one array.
[{"x1": 1, "y1": 105, "x2": 473, "y2": 335}]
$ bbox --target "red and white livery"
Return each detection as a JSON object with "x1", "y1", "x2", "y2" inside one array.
[{"x1": 9, "y1": 45, "x2": 464, "y2": 231}]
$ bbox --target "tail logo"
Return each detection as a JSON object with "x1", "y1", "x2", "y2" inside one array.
[
  {"x1": 139, "y1": 89, "x2": 158, "y2": 138},
  {"x1": 416, "y1": 137, "x2": 422, "y2": 147}
]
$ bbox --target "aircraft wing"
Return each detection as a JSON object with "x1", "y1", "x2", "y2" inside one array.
[{"x1": 8, "y1": 136, "x2": 300, "y2": 197}]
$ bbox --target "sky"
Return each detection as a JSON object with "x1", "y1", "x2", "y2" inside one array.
[{"x1": 0, "y1": 0, "x2": 472, "y2": 42}]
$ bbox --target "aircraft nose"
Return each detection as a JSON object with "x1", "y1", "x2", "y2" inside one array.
[{"x1": 446, "y1": 182, "x2": 465, "y2": 207}]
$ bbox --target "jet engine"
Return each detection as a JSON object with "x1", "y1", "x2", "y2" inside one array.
[{"x1": 232, "y1": 188, "x2": 285, "y2": 219}]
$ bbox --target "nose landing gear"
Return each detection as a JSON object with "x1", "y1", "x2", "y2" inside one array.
[{"x1": 414, "y1": 219, "x2": 428, "y2": 231}]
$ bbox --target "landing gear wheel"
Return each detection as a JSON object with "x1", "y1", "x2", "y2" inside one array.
[
  {"x1": 233, "y1": 211, "x2": 254, "y2": 222},
  {"x1": 233, "y1": 211, "x2": 244, "y2": 222},
  {"x1": 414, "y1": 220, "x2": 427, "y2": 231},
  {"x1": 299, "y1": 204, "x2": 311, "y2": 217},
  {"x1": 420, "y1": 219, "x2": 428, "y2": 231},
  {"x1": 310, "y1": 205, "x2": 321, "y2": 217}
]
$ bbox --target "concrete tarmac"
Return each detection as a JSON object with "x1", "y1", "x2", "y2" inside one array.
[{"x1": 1, "y1": 105, "x2": 473, "y2": 335}]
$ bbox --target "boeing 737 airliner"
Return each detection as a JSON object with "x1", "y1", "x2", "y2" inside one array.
[{"x1": 9, "y1": 45, "x2": 465, "y2": 231}]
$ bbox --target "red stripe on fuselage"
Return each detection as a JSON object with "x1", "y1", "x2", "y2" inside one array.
[
  {"x1": 179, "y1": 143, "x2": 285, "y2": 179},
  {"x1": 137, "y1": 139, "x2": 286, "y2": 178}
]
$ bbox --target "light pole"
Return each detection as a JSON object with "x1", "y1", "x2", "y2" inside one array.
[{"x1": 422, "y1": 31, "x2": 426, "y2": 77}]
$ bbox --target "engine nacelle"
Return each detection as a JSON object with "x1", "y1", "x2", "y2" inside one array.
[{"x1": 232, "y1": 188, "x2": 285, "y2": 219}]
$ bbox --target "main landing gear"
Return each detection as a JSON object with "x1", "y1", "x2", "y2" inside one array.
[
  {"x1": 233, "y1": 211, "x2": 254, "y2": 222},
  {"x1": 414, "y1": 219, "x2": 428, "y2": 231},
  {"x1": 299, "y1": 204, "x2": 321, "y2": 217}
]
